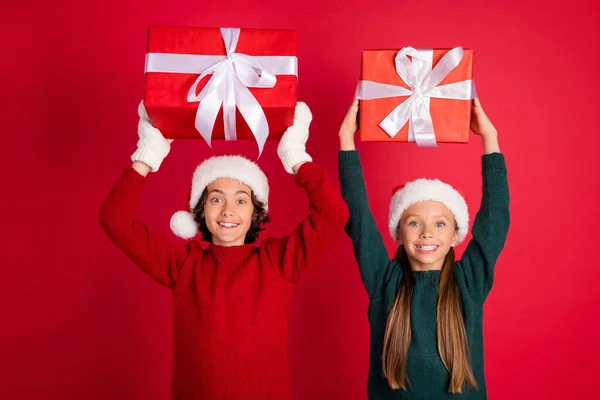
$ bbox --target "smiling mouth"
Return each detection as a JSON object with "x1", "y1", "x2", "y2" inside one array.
[
  {"x1": 218, "y1": 222, "x2": 240, "y2": 228},
  {"x1": 416, "y1": 245, "x2": 438, "y2": 251}
]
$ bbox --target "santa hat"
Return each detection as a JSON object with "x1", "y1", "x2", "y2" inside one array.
[
  {"x1": 388, "y1": 178, "x2": 469, "y2": 245},
  {"x1": 170, "y1": 155, "x2": 269, "y2": 239}
]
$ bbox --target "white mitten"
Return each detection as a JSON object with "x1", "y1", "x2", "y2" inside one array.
[
  {"x1": 131, "y1": 102, "x2": 173, "y2": 172},
  {"x1": 277, "y1": 102, "x2": 313, "y2": 174}
]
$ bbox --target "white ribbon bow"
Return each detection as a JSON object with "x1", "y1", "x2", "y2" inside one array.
[
  {"x1": 356, "y1": 47, "x2": 476, "y2": 147},
  {"x1": 145, "y1": 28, "x2": 298, "y2": 155}
]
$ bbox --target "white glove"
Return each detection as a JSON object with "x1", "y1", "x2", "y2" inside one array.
[
  {"x1": 131, "y1": 102, "x2": 173, "y2": 172},
  {"x1": 277, "y1": 102, "x2": 313, "y2": 174}
]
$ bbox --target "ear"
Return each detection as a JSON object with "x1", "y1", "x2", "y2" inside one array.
[
  {"x1": 395, "y1": 223, "x2": 403, "y2": 245},
  {"x1": 450, "y1": 229, "x2": 459, "y2": 247},
  {"x1": 251, "y1": 207, "x2": 261, "y2": 222}
]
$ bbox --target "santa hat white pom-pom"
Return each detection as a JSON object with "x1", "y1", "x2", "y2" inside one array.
[{"x1": 170, "y1": 211, "x2": 198, "y2": 239}]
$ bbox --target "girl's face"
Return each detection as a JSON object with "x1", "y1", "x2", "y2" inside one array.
[
  {"x1": 203, "y1": 178, "x2": 255, "y2": 247},
  {"x1": 397, "y1": 201, "x2": 458, "y2": 271}
]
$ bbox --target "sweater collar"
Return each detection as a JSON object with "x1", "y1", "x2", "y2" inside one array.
[
  {"x1": 207, "y1": 243, "x2": 257, "y2": 261},
  {"x1": 411, "y1": 269, "x2": 441, "y2": 286}
]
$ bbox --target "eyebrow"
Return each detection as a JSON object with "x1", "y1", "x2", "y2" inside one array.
[
  {"x1": 208, "y1": 189, "x2": 251, "y2": 196},
  {"x1": 404, "y1": 214, "x2": 451, "y2": 220}
]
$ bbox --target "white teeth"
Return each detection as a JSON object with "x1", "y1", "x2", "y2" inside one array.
[
  {"x1": 219, "y1": 222, "x2": 238, "y2": 228},
  {"x1": 417, "y1": 245, "x2": 437, "y2": 251}
]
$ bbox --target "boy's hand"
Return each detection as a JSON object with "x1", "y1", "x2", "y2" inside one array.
[{"x1": 131, "y1": 101, "x2": 174, "y2": 172}]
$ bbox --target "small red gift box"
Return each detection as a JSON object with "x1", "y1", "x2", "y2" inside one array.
[{"x1": 358, "y1": 47, "x2": 474, "y2": 145}]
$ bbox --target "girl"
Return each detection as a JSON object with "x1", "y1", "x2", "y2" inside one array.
[
  {"x1": 98, "y1": 102, "x2": 349, "y2": 400},
  {"x1": 338, "y1": 98, "x2": 509, "y2": 399}
]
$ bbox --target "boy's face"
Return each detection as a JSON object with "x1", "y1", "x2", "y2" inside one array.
[
  {"x1": 396, "y1": 201, "x2": 458, "y2": 271},
  {"x1": 203, "y1": 178, "x2": 255, "y2": 247}
]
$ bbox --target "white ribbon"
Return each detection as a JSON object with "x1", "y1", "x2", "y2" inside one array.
[
  {"x1": 145, "y1": 28, "x2": 298, "y2": 155},
  {"x1": 355, "y1": 47, "x2": 476, "y2": 147}
]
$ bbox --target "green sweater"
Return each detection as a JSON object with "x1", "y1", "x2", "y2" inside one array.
[{"x1": 338, "y1": 151, "x2": 509, "y2": 400}]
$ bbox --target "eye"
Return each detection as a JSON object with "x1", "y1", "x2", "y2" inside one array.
[
  {"x1": 436, "y1": 221, "x2": 446, "y2": 227},
  {"x1": 236, "y1": 199, "x2": 247, "y2": 205},
  {"x1": 210, "y1": 197, "x2": 223, "y2": 204},
  {"x1": 408, "y1": 221, "x2": 420, "y2": 227}
]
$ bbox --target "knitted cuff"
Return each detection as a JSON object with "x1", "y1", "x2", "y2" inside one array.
[
  {"x1": 337, "y1": 150, "x2": 361, "y2": 170},
  {"x1": 278, "y1": 148, "x2": 313, "y2": 174},
  {"x1": 131, "y1": 146, "x2": 165, "y2": 172}
]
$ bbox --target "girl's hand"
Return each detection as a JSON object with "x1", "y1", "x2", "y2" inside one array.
[
  {"x1": 470, "y1": 98, "x2": 497, "y2": 138},
  {"x1": 470, "y1": 98, "x2": 500, "y2": 154},
  {"x1": 339, "y1": 99, "x2": 359, "y2": 151}
]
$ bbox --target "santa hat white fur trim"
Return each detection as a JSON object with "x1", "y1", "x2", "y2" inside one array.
[
  {"x1": 170, "y1": 155, "x2": 269, "y2": 239},
  {"x1": 388, "y1": 178, "x2": 469, "y2": 245}
]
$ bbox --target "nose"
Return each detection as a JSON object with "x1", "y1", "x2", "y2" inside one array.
[
  {"x1": 420, "y1": 228, "x2": 433, "y2": 239},
  {"x1": 221, "y1": 202, "x2": 234, "y2": 217}
]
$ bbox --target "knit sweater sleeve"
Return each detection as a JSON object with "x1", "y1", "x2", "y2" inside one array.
[
  {"x1": 455, "y1": 153, "x2": 510, "y2": 304},
  {"x1": 261, "y1": 162, "x2": 349, "y2": 283},
  {"x1": 98, "y1": 166, "x2": 196, "y2": 288},
  {"x1": 338, "y1": 151, "x2": 394, "y2": 299}
]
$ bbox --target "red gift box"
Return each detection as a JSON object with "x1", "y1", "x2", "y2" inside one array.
[
  {"x1": 358, "y1": 47, "x2": 474, "y2": 145},
  {"x1": 143, "y1": 26, "x2": 298, "y2": 148}
]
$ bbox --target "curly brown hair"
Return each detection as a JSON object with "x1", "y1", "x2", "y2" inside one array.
[{"x1": 192, "y1": 188, "x2": 270, "y2": 244}]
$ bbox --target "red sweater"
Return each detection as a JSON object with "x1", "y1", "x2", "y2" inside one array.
[{"x1": 98, "y1": 162, "x2": 349, "y2": 400}]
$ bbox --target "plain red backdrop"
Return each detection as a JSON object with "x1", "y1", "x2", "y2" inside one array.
[{"x1": 2, "y1": 0, "x2": 599, "y2": 399}]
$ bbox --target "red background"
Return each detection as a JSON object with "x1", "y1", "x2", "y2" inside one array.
[{"x1": 2, "y1": 0, "x2": 599, "y2": 399}]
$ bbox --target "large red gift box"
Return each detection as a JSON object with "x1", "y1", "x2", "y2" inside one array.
[{"x1": 143, "y1": 26, "x2": 298, "y2": 144}]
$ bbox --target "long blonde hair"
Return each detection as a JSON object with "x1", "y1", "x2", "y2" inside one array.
[{"x1": 381, "y1": 246, "x2": 478, "y2": 393}]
